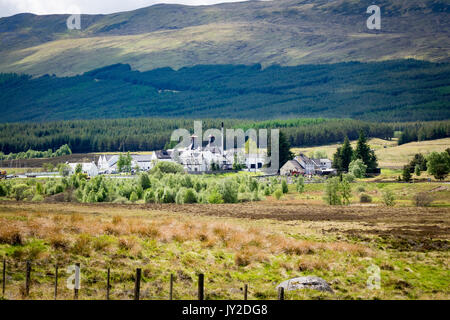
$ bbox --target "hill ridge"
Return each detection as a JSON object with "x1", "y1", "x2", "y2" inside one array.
[{"x1": 0, "y1": 0, "x2": 449, "y2": 76}]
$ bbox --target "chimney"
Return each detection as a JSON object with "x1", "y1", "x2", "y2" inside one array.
[
  {"x1": 221, "y1": 122, "x2": 224, "y2": 154},
  {"x1": 190, "y1": 135, "x2": 198, "y2": 150}
]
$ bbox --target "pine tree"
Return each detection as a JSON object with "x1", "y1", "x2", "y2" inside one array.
[
  {"x1": 332, "y1": 136, "x2": 353, "y2": 172},
  {"x1": 355, "y1": 130, "x2": 378, "y2": 171},
  {"x1": 402, "y1": 165, "x2": 412, "y2": 182}
]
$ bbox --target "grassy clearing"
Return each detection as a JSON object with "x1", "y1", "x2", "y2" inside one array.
[{"x1": 0, "y1": 192, "x2": 448, "y2": 300}]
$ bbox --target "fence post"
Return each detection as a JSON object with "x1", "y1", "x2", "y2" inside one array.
[
  {"x1": 25, "y1": 261, "x2": 31, "y2": 297},
  {"x1": 54, "y1": 265, "x2": 58, "y2": 300},
  {"x1": 134, "y1": 268, "x2": 141, "y2": 301},
  {"x1": 106, "y1": 268, "x2": 111, "y2": 300},
  {"x1": 74, "y1": 263, "x2": 80, "y2": 300},
  {"x1": 278, "y1": 287, "x2": 284, "y2": 300},
  {"x1": 2, "y1": 259, "x2": 5, "y2": 296},
  {"x1": 169, "y1": 274, "x2": 174, "y2": 300},
  {"x1": 198, "y1": 274, "x2": 204, "y2": 301},
  {"x1": 244, "y1": 284, "x2": 248, "y2": 300}
]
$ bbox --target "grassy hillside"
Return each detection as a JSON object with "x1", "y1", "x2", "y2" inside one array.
[
  {"x1": 293, "y1": 137, "x2": 450, "y2": 169},
  {"x1": 0, "y1": 0, "x2": 449, "y2": 76},
  {"x1": 1, "y1": 60, "x2": 449, "y2": 122}
]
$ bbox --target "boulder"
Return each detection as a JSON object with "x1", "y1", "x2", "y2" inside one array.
[{"x1": 277, "y1": 276, "x2": 333, "y2": 293}]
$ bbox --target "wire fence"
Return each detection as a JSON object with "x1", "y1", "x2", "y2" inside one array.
[{"x1": 0, "y1": 258, "x2": 286, "y2": 301}]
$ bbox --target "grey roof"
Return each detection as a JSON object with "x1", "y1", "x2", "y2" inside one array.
[
  {"x1": 296, "y1": 154, "x2": 316, "y2": 167},
  {"x1": 132, "y1": 155, "x2": 153, "y2": 162},
  {"x1": 155, "y1": 150, "x2": 172, "y2": 159},
  {"x1": 283, "y1": 160, "x2": 303, "y2": 170}
]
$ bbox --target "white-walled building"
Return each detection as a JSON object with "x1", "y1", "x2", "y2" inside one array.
[{"x1": 68, "y1": 162, "x2": 99, "y2": 177}]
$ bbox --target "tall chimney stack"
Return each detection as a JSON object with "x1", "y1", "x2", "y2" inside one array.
[{"x1": 221, "y1": 122, "x2": 224, "y2": 154}]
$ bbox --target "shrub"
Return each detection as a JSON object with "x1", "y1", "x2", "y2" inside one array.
[
  {"x1": 281, "y1": 179, "x2": 288, "y2": 194},
  {"x1": 183, "y1": 188, "x2": 197, "y2": 204},
  {"x1": 356, "y1": 185, "x2": 366, "y2": 193},
  {"x1": 413, "y1": 192, "x2": 433, "y2": 207},
  {"x1": 31, "y1": 194, "x2": 44, "y2": 202},
  {"x1": 349, "y1": 159, "x2": 367, "y2": 178},
  {"x1": 0, "y1": 182, "x2": 8, "y2": 197},
  {"x1": 359, "y1": 193, "x2": 372, "y2": 203},
  {"x1": 139, "y1": 173, "x2": 151, "y2": 190},
  {"x1": 296, "y1": 176, "x2": 305, "y2": 193},
  {"x1": 0, "y1": 227, "x2": 23, "y2": 245},
  {"x1": 160, "y1": 188, "x2": 175, "y2": 203},
  {"x1": 72, "y1": 234, "x2": 92, "y2": 256},
  {"x1": 273, "y1": 189, "x2": 283, "y2": 200},
  {"x1": 129, "y1": 192, "x2": 139, "y2": 202},
  {"x1": 382, "y1": 189, "x2": 395, "y2": 206},
  {"x1": 427, "y1": 152, "x2": 450, "y2": 180},
  {"x1": 402, "y1": 165, "x2": 412, "y2": 182},
  {"x1": 343, "y1": 173, "x2": 355, "y2": 183},
  {"x1": 323, "y1": 177, "x2": 341, "y2": 205},
  {"x1": 49, "y1": 234, "x2": 71, "y2": 250},
  {"x1": 208, "y1": 190, "x2": 224, "y2": 204},
  {"x1": 144, "y1": 189, "x2": 155, "y2": 203},
  {"x1": 35, "y1": 182, "x2": 43, "y2": 195},
  {"x1": 150, "y1": 161, "x2": 185, "y2": 174},
  {"x1": 218, "y1": 180, "x2": 238, "y2": 203},
  {"x1": 12, "y1": 184, "x2": 29, "y2": 201}
]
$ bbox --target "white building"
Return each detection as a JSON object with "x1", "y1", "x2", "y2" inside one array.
[
  {"x1": 174, "y1": 135, "x2": 232, "y2": 173},
  {"x1": 68, "y1": 162, "x2": 99, "y2": 177},
  {"x1": 280, "y1": 154, "x2": 336, "y2": 176}
]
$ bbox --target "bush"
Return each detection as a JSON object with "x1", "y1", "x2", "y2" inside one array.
[
  {"x1": 144, "y1": 190, "x2": 155, "y2": 203},
  {"x1": 281, "y1": 179, "x2": 288, "y2": 194},
  {"x1": 413, "y1": 192, "x2": 433, "y2": 207},
  {"x1": 427, "y1": 152, "x2": 450, "y2": 180},
  {"x1": 343, "y1": 173, "x2": 355, "y2": 183},
  {"x1": 349, "y1": 159, "x2": 367, "y2": 178},
  {"x1": 139, "y1": 173, "x2": 151, "y2": 190},
  {"x1": 359, "y1": 193, "x2": 372, "y2": 203},
  {"x1": 0, "y1": 182, "x2": 7, "y2": 197},
  {"x1": 12, "y1": 184, "x2": 29, "y2": 201},
  {"x1": 31, "y1": 194, "x2": 44, "y2": 202},
  {"x1": 296, "y1": 176, "x2": 305, "y2": 193},
  {"x1": 176, "y1": 188, "x2": 197, "y2": 204},
  {"x1": 402, "y1": 165, "x2": 412, "y2": 182},
  {"x1": 208, "y1": 190, "x2": 224, "y2": 204},
  {"x1": 218, "y1": 180, "x2": 238, "y2": 203},
  {"x1": 72, "y1": 234, "x2": 92, "y2": 256},
  {"x1": 323, "y1": 177, "x2": 341, "y2": 205},
  {"x1": 356, "y1": 185, "x2": 366, "y2": 193},
  {"x1": 273, "y1": 189, "x2": 283, "y2": 200},
  {"x1": 150, "y1": 161, "x2": 185, "y2": 174},
  {"x1": 129, "y1": 192, "x2": 139, "y2": 202},
  {"x1": 382, "y1": 189, "x2": 395, "y2": 206}
]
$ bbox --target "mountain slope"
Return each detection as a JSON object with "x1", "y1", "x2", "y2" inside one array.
[
  {"x1": 1, "y1": 60, "x2": 449, "y2": 122},
  {"x1": 0, "y1": 0, "x2": 449, "y2": 76}
]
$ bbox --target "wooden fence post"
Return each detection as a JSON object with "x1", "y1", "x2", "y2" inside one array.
[
  {"x1": 244, "y1": 284, "x2": 248, "y2": 300},
  {"x1": 198, "y1": 274, "x2": 204, "y2": 301},
  {"x1": 169, "y1": 274, "x2": 174, "y2": 300},
  {"x1": 2, "y1": 259, "x2": 5, "y2": 296},
  {"x1": 106, "y1": 268, "x2": 111, "y2": 300},
  {"x1": 278, "y1": 287, "x2": 284, "y2": 300},
  {"x1": 25, "y1": 261, "x2": 31, "y2": 297},
  {"x1": 74, "y1": 263, "x2": 80, "y2": 300},
  {"x1": 54, "y1": 265, "x2": 58, "y2": 300},
  {"x1": 134, "y1": 268, "x2": 141, "y2": 301}
]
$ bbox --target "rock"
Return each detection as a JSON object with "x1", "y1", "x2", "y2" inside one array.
[{"x1": 277, "y1": 276, "x2": 333, "y2": 293}]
